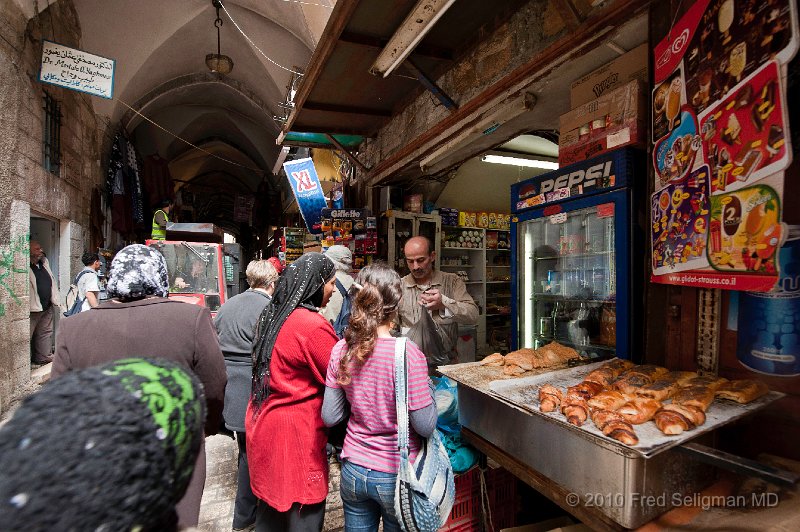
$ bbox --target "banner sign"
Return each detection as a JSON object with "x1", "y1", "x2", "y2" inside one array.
[
  {"x1": 39, "y1": 40, "x2": 115, "y2": 99},
  {"x1": 511, "y1": 148, "x2": 637, "y2": 213},
  {"x1": 650, "y1": 0, "x2": 798, "y2": 291},
  {"x1": 283, "y1": 158, "x2": 327, "y2": 234}
]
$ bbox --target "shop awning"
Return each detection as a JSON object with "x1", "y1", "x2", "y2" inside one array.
[{"x1": 279, "y1": 0, "x2": 529, "y2": 142}]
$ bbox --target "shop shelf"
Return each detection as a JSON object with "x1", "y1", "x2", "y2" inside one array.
[{"x1": 531, "y1": 250, "x2": 612, "y2": 260}]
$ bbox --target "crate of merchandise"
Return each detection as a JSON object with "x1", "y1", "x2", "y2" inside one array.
[{"x1": 441, "y1": 467, "x2": 519, "y2": 531}]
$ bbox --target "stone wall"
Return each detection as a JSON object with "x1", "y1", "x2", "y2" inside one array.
[
  {"x1": 360, "y1": 0, "x2": 572, "y2": 171},
  {"x1": 0, "y1": 0, "x2": 111, "y2": 413}
]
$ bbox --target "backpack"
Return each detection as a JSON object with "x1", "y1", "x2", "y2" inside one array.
[
  {"x1": 63, "y1": 270, "x2": 92, "y2": 317},
  {"x1": 332, "y1": 279, "x2": 352, "y2": 338}
]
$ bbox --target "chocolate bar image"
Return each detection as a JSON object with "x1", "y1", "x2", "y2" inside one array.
[{"x1": 766, "y1": 125, "x2": 784, "y2": 157}]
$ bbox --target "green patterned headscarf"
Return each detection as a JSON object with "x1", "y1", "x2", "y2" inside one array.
[
  {"x1": 102, "y1": 358, "x2": 206, "y2": 491},
  {"x1": 0, "y1": 358, "x2": 206, "y2": 531}
]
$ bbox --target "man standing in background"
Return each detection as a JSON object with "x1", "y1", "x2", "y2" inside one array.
[
  {"x1": 151, "y1": 198, "x2": 173, "y2": 240},
  {"x1": 321, "y1": 245, "x2": 354, "y2": 332},
  {"x1": 29, "y1": 240, "x2": 61, "y2": 365},
  {"x1": 397, "y1": 236, "x2": 478, "y2": 365},
  {"x1": 77, "y1": 252, "x2": 102, "y2": 312}
]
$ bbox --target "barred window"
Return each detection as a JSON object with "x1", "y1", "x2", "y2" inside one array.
[{"x1": 42, "y1": 92, "x2": 61, "y2": 175}]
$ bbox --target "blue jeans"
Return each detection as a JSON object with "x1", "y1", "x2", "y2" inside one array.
[{"x1": 339, "y1": 460, "x2": 401, "y2": 532}]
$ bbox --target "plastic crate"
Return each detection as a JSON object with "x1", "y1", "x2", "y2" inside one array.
[
  {"x1": 442, "y1": 468, "x2": 480, "y2": 530},
  {"x1": 441, "y1": 467, "x2": 519, "y2": 531}
]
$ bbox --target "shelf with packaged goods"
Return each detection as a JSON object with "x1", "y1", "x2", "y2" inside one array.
[
  {"x1": 530, "y1": 293, "x2": 615, "y2": 304},
  {"x1": 532, "y1": 250, "x2": 612, "y2": 261}
]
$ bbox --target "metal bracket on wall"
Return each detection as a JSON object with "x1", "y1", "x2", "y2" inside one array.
[
  {"x1": 324, "y1": 134, "x2": 370, "y2": 175},
  {"x1": 403, "y1": 60, "x2": 458, "y2": 111},
  {"x1": 696, "y1": 288, "x2": 721, "y2": 373}
]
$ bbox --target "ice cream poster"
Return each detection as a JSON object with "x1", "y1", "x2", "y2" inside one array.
[{"x1": 650, "y1": 0, "x2": 798, "y2": 291}]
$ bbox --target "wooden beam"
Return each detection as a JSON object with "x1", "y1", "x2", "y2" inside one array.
[
  {"x1": 282, "y1": 0, "x2": 361, "y2": 135},
  {"x1": 338, "y1": 30, "x2": 455, "y2": 61},
  {"x1": 367, "y1": 0, "x2": 652, "y2": 183},
  {"x1": 303, "y1": 101, "x2": 392, "y2": 117},
  {"x1": 551, "y1": 0, "x2": 584, "y2": 31},
  {"x1": 325, "y1": 134, "x2": 370, "y2": 174}
]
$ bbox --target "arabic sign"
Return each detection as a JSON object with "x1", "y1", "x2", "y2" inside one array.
[
  {"x1": 650, "y1": 0, "x2": 798, "y2": 292},
  {"x1": 39, "y1": 41, "x2": 115, "y2": 99},
  {"x1": 283, "y1": 158, "x2": 328, "y2": 234}
]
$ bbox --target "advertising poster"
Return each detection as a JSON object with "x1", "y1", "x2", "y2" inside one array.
[
  {"x1": 650, "y1": 0, "x2": 799, "y2": 291},
  {"x1": 283, "y1": 158, "x2": 328, "y2": 234}
]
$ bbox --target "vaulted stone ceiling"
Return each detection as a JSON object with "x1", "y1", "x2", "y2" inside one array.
[{"x1": 14, "y1": 0, "x2": 334, "y2": 226}]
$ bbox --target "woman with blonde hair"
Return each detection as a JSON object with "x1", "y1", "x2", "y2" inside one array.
[{"x1": 322, "y1": 262, "x2": 436, "y2": 531}]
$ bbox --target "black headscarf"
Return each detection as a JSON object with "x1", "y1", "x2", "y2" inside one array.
[{"x1": 251, "y1": 252, "x2": 335, "y2": 413}]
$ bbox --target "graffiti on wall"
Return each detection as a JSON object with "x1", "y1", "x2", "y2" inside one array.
[{"x1": 0, "y1": 235, "x2": 30, "y2": 317}]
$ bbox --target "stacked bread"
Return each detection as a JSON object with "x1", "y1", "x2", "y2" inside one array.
[
  {"x1": 537, "y1": 358, "x2": 769, "y2": 446},
  {"x1": 480, "y1": 342, "x2": 580, "y2": 376}
]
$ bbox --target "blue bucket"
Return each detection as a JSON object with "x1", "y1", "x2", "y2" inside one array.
[{"x1": 736, "y1": 226, "x2": 800, "y2": 376}]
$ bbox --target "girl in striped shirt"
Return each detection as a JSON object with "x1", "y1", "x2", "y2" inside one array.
[{"x1": 322, "y1": 262, "x2": 436, "y2": 531}]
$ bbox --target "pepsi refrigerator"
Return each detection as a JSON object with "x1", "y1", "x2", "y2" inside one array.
[{"x1": 510, "y1": 148, "x2": 644, "y2": 360}]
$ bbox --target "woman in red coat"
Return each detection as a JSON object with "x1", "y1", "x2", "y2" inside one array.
[{"x1": 247, "y1": 253, "x2": 338, "y2": 532}]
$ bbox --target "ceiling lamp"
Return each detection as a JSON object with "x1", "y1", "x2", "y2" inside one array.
[
  {"x1": 206, "y1": 0, "x2": 234, "y2": 75},
  {"x1": 370, "y1": 0, "x2": 457, "y2": 78},
  {"x1": 481, "y1": 154, "x2": 559, "y2": 170}
]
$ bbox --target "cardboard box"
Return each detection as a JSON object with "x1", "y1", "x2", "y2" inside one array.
[
  {"x1": 558, "y1": 80, "x2": 645, "y2": 166},
  {"x1": 570, "y1": 43, "x2": 649, "y2": 108}
]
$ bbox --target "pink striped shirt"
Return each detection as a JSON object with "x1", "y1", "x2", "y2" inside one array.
[{"x1": 326, "y1": 337, "x2": 433, "y2": 473}]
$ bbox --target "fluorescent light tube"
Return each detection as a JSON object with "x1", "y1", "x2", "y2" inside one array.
[
  {"x1": 481, "y1": 154, "x2": 559, "y2": 170},
  {"x1": 370, "y1": 0, "x2": 458, "y2": 78}
]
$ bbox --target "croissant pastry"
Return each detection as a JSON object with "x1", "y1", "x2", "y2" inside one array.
[
  {"x1": 617, "y1": 397, "x2": 661, "y2": 424},
  {"x1": 538, "y1": 384, "x2": 563, "y2": 413},
  {"x1": 590, "y1": 409, "x2": 639, "y2": 445},
  {"x1": 654, "y1": 404, "x2": 705, "y2": 435},
  {"x1": 562, "y1": 394, "x2": 589, "y2": 426},
  {"x1": 587, "y1": 390, "x2": 628, "y2": 411},
  {"x1": 567, "y1": 380, "x2": 604, "y2": 400}
]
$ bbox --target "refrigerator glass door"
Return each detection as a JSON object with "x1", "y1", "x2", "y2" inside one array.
[{"x1": 518, "y1": 203, "x2": 617, "y2": 357}]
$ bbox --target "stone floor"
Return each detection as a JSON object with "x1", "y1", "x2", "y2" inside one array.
[{"x1": 198, "y1": 434, "x2": 345, "y2": 532}]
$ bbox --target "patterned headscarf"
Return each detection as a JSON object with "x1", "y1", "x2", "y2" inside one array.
[
  {"x1": 0, "y1": 358, "x2": 204, "y2": 531},
  {"x1": 251, "y1": 252, "x2": 335, "y2": 413},
  {"x1": 107, "y1": 244, "x2": 169, "y2": 301}
]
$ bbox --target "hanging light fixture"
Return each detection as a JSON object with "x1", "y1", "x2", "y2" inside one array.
[{"x1": 206, "y1": 0, "x2": 233, "y2": 75}]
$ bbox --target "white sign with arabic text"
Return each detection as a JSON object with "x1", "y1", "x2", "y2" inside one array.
[{"x1": 39, "y1": 40, "x2": 115, "y2": 99}]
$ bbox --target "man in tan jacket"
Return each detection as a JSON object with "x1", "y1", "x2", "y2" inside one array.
[
  {"x1": 29, "y1": 240, "x2": 62, "y2": 365},
  {"x1": 397, "y1": 236, "x2": 478, "y2": 365}
]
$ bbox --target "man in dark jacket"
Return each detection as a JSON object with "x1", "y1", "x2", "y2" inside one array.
[{"x1": 214, "y1": 259, "x2": 278, "y2": 532}]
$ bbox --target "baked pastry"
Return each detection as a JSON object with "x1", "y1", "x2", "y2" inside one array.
[
  {"x1": 715, "y1": 379, "x2": 769, "y2": 404},
  {"x1": 503, "y1": 364, "x2": 525, "y2": 376},
  {"x1": 654, "y1": 404, "x2": 706, "y2": 435},
  {"x1": 682, "y1": 375, "x2": 728, "y2": 392},
  {"x1": 587, "y1": 390, "x2": 628, "y2": 411},
  {"x1": 617, "y1": 397, "x2": 661, "y2": 424},
  {"x1": 480, "y1": 353, "x2": 505, "y2": 366},
  {"x1": 536, "y1": 342, "x2": 579, "y2": 366},
  {"x1": 672, "y1": 385, "x2": 716, "y2": 412},
  {"x1": 663, "y1": 371, "x2": 698, "y2": 387},
  {"x1": 562, "y1": 394, "x2": 589, "y2": 426},
  {"x1": 624, "y1": 364, "x2": 670, "y2": 380},
  {"x1": 590, "y1": 409, "x2": 639, "y2": 446},
  {"x1": 584, "y1": 358, "x2": 634, "y2": 386},
  {"x1": 614, "y1": 373, "x2": 654, "y2": 394},
  {"x1": 636, "y1": 379, "x2": 679, "y2": 401},
  {"x1": 505, "y1": 349, "x2": 535, "y2": 371},
  {"x1": 538, "y1": 384, "x2": 563, "y2": 413},
  {"x1": 567, "y1": 380, "x2": 604, "y2": 400}
]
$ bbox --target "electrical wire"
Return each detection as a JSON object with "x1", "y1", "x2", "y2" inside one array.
[
  {"x1": 219, "y1": 1, "x2": 305, "y2": 76},
  {"x1": 280, "y1": 0, "x2": 333, "y2": 7},
  {"x1": 115, "y1": 96, "x2": 265, "y2": 174}
]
